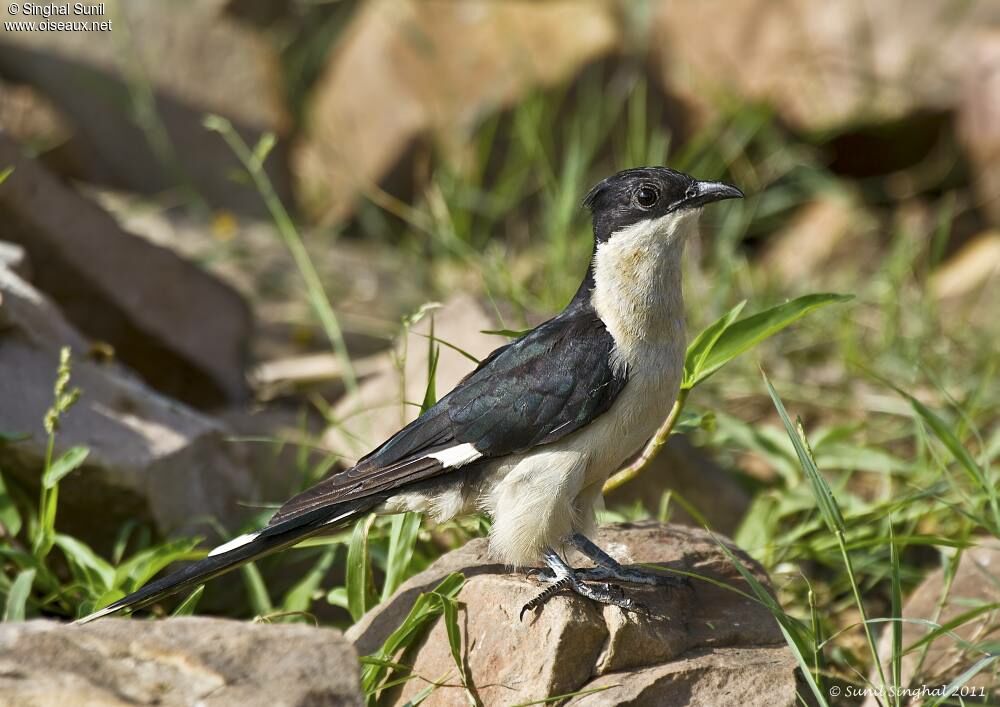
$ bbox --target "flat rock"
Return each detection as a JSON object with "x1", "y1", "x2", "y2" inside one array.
[
  {"x1": 0, "y1": 1, "x2": 290, "y2": 215},
  {"x1": 0, "y1": 618, "x2": 361, "y2": 706},
  {"x1": 0, "y1": 265, "x2": 256, "y2": 547},
  {"x1": 650, "y1": 0, "x2": 1000, "y2": 132},
  {"x1": 865, "y1": 537, "x2": 1000, "y2": 706},
  {"x1": 348, "y1": 522, "x2": 794, "y2": 706},
  {"x1": 295, "y1": 0, "x2": 619, "y2": 223},
  {"x1": 0, "y1": 133, "x2": 252, "y2": 407}
]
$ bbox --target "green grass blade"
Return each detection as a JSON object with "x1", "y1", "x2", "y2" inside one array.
[
  {"x1": 3, "y1": 568, "x2": 35, "y2": 622},
  {"x1": 889, "y1": 524, "x2": 902, "y2": 707},
  {"x1": 0, "y1": 472, "x2": 22, "y2": 537},
  {"x1": 241, "y1": 562, "x2": 273, "y2": 616},
  {"x1": 282, "y1": 547, "x2": 337, "y2": 614},
  {"x1": 382, "y1": 512, "x2": 422, "y2": 602},
  {"x1": 171, "y1": 585, "x2": 205, "y2": 617},
  {"x1": 762, "y1": 371, "x2": 845, "y2": 533},
  {"x1": 347, "y1": 513, "x2": 377, "y2": 622}
]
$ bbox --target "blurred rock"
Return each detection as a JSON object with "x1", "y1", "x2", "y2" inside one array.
[
  {"x1": 0, "y1": 79, "x2": 70, "y2": 149},
  {"x1": 0, "y1": 240, "x2": 28, "y2": 280},
  {"x1": 760, "y1": 193, "x2": 875, "y2": 285},
  {"x1": 865, "y1": 538, "x2": 1000, "y2": 707},
  {"x1": 930, "y1": 231, "x2": 1000, "y2": 329},
  {"x1": 605, "y1": 436, "x2": 750, "y2": 536},
  {"x1": 0, "y1": 618, "x2": 361, "y2": 706},
  {"x1": 322, "y1": 295, "x2": 501, "y2": 460},
  {"x1": 296, "y1": 0, "x2": 619, "y2": 223},
  {"x1": 0, "y1": 134, "x2": 252, "y2": 407},
  {"x1": 958, "y1": 31, "x2": 1000, "y2": 225},
  {"x1": 650, "y1": 0, "x2": 1000, "y2": 132},
  {"x1": 349, "y1": 522, "x2": 794, "y2": 706},
  {"x1": 0, "y1": 1, "x2": 291, "y2": 215},
  {"x1": 0, "y1": 264, "x2": 256, "y2": 547}
]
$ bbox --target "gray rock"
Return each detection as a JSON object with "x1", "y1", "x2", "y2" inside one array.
[
  {"x1": 0, "y1": 240, "x2": 29, "y2": 280},
  {"x1": 0, "y1": 133, "x2": 252, "y2": 407},
  {"x1": 0, "y1": 618, "x2": 361, "y2": 706},
  {"x1": 0, "y1": 265, "x2": 256, "y2": 547},
  {"x1": 349, "y1": 522, "x2": 794, "y2": 706},
  {"x1": 0, "y1": 0, "x2": 291, "y2": 216}
]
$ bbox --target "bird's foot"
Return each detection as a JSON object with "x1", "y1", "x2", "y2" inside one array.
[
  {"x1": 520, "y1": 550, "x2": 642, "y2": 620},
  {"x1": 572, "y1": 564, "x2": 691, "y2": 590}
]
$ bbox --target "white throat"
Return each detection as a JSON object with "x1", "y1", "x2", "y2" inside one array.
[{"x1": 589, "y1": 210, "x2": 698, "y2": 372}]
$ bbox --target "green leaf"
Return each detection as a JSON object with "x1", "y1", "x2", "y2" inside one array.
[
  {"x1": 682, "y1": 300, "x2": 745, "y2": 388},
  {"x1": 3, "y1": 568, "x2": 34, "y2": 622},
  {"x1": 171, "y1": 585, "x2": 205, "y2": 617},
  {"x1": 0, "y1": 472, "x2": 22, "y2": 536},
  {"x1": 347, "y1": 513, "x2": 377, "y2": 622},
  {"x1": 686, "y1": 294, "x2": 852, "y2": 389},
  {"x1": 0, "y1": 166, "x2": 12, "y2": 185},
  {"x1": 53, "y1": 533, "x2": 114, "y2": 589},
  {"x1": 42, "y1": 446, "x2": 89, "y2": 489}
]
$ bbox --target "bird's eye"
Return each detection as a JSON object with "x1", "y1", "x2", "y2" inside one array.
[{"x1": 635, "y1": 185, "x2": 659, "y2": 208}]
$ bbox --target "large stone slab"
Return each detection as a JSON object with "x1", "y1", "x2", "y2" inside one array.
[
  {"x1": 0, "y1": 618, "x2": 361, "y2": 706},
  {"x1": 295, "y1": 0, "x2": 619, "y2": 223},
  {"x1": 0, "y1": 264, "x2": 255, "y2": 546},
  {"x1": 348, "y1": 522, "x2": 795, "y2": 706},
  {"x1": 0, "y1": 133, "x2": 252, "y2": 407},
  {"x1": 650, "y1": 0, "x2": 1000, "y2": 132},
  {"x1": 0, "y1": 0, "x2": 291, "y2": 215}
]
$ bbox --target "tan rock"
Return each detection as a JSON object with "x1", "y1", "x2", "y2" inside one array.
[
  {"x1": 295, "y1": 0, "x2": 619, "y2": 223},
  {"x1": 650, "y1": 0, "x2": 1000, "y2": 132},
  {"x1": 0, "y1": 134, "x2": 252, "y2": 407},
  {"x1": 0, "y1": 79, "x2": 70, "y2": 149},
  {"x1": 322, "y1": 295, "x2": 502, "y2": 461},
  {"x1": 930, "y1": 232, "x2": 1000, "y2": 301},
  {"x1": 958, "y1": 31, "x2": 1000, "y2": 225},
  {"x1": 568, "y1": 646, "x2": 797, "y2": 706},
  {"x1": 0, "y1": 265, "x2": 256, "y2": 547},
  {"x1": 349, "y1": 522, "x2": 792, "y2": 706},
  {"x1": 866, "y1": 538, "x2": 1000, "y2": 706},
  {"x1": 760, "y1": 193, "x2": 874, "y2": 286},
  {"x1": 0, "y1": 0, "x2": 290, "y2": 215},
  {"x1": 0, "y1": 618, "x2": 361, "y2": 706}
]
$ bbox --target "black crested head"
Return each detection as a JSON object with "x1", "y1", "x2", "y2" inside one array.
[{"x1": 583, "y1": 166, "x2": 743, "y2": 242}]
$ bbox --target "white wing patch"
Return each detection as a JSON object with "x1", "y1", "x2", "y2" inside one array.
[
  {"x1": 427, "y1": 442, "x2": 482, "y2": 469},
  {"x1": 207, "y1": 531, "x2": 261, "y2": 557}
]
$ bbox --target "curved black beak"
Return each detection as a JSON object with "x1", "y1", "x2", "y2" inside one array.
[{"x1": 689, "y1": 180, "x2": 744, "y2": 208}]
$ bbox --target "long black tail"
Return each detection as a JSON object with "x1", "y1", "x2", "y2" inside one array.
[{"x1": 75, "y1": 500, "x2": 373, "y2": 624}]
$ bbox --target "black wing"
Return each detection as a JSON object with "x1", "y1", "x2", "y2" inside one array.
[{"x1": 269, "y1": 303, "x2": 627, "y2": 525}]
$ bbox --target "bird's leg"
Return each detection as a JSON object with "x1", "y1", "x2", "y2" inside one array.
[
  {"x1": 568, "y1": 533, "x2": 689, "y2": 589},
  {"x1": 520, "y1": 548, "x2": 639, "y2": 620}
]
